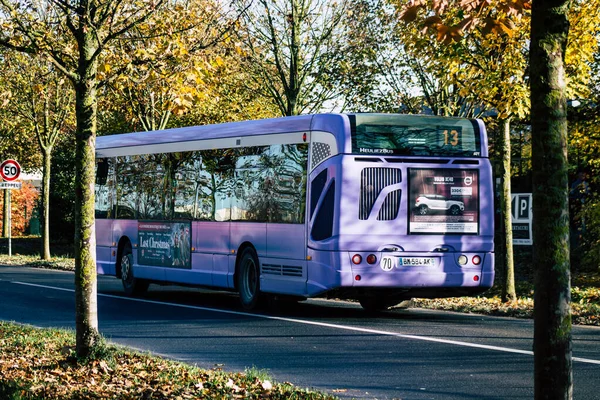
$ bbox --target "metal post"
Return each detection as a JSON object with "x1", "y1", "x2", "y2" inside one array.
[{"x1": 7, "y1": 188, "x2": 11, "y2": 257}]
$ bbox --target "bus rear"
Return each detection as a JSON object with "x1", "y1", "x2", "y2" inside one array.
[{"x1": 307, "y1": 114, "x2": 494, "y2": 310}]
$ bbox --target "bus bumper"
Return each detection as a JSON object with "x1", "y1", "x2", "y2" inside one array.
[{"x1": 306, "y1": 249, "x2": 495, "y2": 298}]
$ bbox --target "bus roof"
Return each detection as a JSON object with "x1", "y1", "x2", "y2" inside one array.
[
  {"x1": 95, "y1": 113, "x2": 486, "y2": 158},
  {"x1": 96, "y1": 114, "x2": 349, "y2": 158}
]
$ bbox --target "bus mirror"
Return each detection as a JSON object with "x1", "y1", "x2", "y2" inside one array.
[{"x1": 96, "y1": 159, "x2": 108, "y2": 185}]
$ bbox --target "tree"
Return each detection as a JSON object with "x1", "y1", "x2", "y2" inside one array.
[
  {"x1": 100, "y1": 0, "x2": 225, "y2": 133},
  {"x1": 397, "y1": 0, "x2": 532, "y2": 301},
  {"x1": 0, "y1": 50, "x2": 43, "y2": 239},
  {"x1": 0, "y1": 182, "x2": 39, "y2": 236},
  {"x1": 49, "y1": 135, "x2": 77, "y2": 241},
  {"x1": 0, "y1": 50, "x2": 73, "y2": 259},
  {"x1": 0, "y1": 52, "x2": 41, "y2": 171},
  {"x1": 0, "y1": 0, "x2": 171, "y2": 358},
  {"x1": 237, "y1": 0, "x2": 350, "y2": 116},
  {"x1": 344, "y1": 0, "x2": 489, "y2": 116},
  {"x1": 398, "y1": 0, "x2": 576, "y2": 397},
  {"x1": 0, "y1": 113, "x2": 40, "y2": 238},
  {"x1": 101, "y1": 20, "x2": 277, "y2": 133},
  {"x1": 530, "y1": 1, "x2": 573, "y2": 397},
  {"x1": 1, "y1": 0, "x2": 244, "y2": 357}
]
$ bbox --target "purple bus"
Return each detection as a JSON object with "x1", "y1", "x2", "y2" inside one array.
[{"x1": 95, "y1": 113, "x2": 494, "y2": 311}]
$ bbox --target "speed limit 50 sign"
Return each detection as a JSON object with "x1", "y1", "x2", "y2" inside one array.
[{"x1": 0, "y1": 159, "x2": 21, "y2": 181}]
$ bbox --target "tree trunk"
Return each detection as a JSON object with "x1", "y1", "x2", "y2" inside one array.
[
  {"x1": 530, "y1": 1, "x2": 573, "y2": 399},
  {"x1": 41, "y1": 147, "x2": 52, "y2": 260},
  {"x1": 500, "y1": 117, "x2": 516, "y2": 302},
  {"x1": 286, "y1": 0, "x2": 300, "y2": 117},
  {"x1": 74, "y1": 31, "x2": 100, "y2": 358}
]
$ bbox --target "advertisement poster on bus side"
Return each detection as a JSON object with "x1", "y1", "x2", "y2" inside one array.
[
  {"x1": 408, "y1": 168, "x2": 479, "y2": 234},
  {"x1": 138, "y1": 221, "x2": 191, "y2": 268}
]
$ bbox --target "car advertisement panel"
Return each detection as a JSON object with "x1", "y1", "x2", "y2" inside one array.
[
  {"x1": 138, "y1": 221, "x2": 191, "y2": 268},
  {"x1": 409, "y1": 168, "x2": 479, "y2": 234}
]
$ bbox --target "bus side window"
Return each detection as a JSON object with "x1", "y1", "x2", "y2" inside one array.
[
  {"x1": 311, "y1": 180, "x2": 335, "y2": 241},
  {"x1": 96, "y1": 159, "x2": 108, "y2": 185},
  {"x1": 310, "y1": 169, "x2": 328, "y2": 219},
  {"x1": 95, "y1": 158, "x2": 113, "y2": 219}
]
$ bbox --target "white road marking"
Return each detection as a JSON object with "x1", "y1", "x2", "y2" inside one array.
[{"x1": 9, "y1": 280, "x2": 600, "y2": 366}]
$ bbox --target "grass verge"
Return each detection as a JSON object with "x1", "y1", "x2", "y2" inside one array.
[
  {"x1": 412, "y1": 277, "x2": 600, "y2": 326},
  {"x1": 0, "y1": 254, "x2": 74, "y2": 271},
  {"x1": 0, "y1": 321, "x2": 336, "y2": 400},
  {"x1": 0, "y1": 237, "x2": 73, "y2": 271}
]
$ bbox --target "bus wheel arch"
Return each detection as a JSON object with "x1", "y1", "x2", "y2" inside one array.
[
  {"x1": 235, "y1": 243, "x2": 262, "y2": 310},
  {"x1": 116, "y1": 236, "x2": 132, "y2": 279},
  {"x1": 116, "y1": 237, "x2": 149, "y2": 296}
]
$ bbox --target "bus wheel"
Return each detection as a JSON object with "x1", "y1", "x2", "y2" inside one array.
[
  {"x1": 120, "y1": 247, "x2": 149, "y2": 296},
  {"x1": 359, "y1": 297, "x2": 398, "y2": 313},
  {"x1": 418, "y1": 205, "x2": 429, "y2": 215},
  {"x1": 449, "y1": 205, "x2": 461, "y2": 215},
  {"x1": 237, "y1": 248, "x2": 261, "y2": 310}
]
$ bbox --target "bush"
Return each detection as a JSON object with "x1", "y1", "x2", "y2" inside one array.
[
  {"x1": 0, "y1": 181, "x2": 39, "y2": 236},
  {"x1": 48, "y1": 137, "x2": 76, "y2": 240},
  {"x1": 577, "y1": 195, "x2": 600, "y2": 272}
]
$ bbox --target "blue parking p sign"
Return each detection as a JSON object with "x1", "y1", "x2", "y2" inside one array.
[{"x1": 511, "y1": 193, "x2": 532, "y2": 245}]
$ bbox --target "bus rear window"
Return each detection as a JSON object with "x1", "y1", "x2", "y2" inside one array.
[{"x1": 350, "y1": 114, "x2": 481, "y2": 157}]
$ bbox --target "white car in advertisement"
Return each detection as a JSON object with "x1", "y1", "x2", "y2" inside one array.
[{"x1": 415, "y1": 194, "x2": 465, "y2": 216}]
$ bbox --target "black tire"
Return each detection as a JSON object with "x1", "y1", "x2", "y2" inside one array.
[
  {"x1": 120, "y1": 246, "x2": 149, "y2": 296},
  {"x1": 418, "y1": 205, "x2": 429, "y2": 215},
  {"x1": 359, "y1": 297, "x2": 399, "y2": 313},
  {"x1": 237, "y1": 248, "x2": 261, "y2": 310},
  {"x1": 449, "y1": 205, "x2": 461, "y2": 216}
]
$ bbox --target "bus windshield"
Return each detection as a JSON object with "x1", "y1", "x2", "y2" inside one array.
[{"x1": 350, "y1": 114, "x2": 481, "y2": 157}]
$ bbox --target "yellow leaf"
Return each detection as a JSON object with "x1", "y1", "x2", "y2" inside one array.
[
  {"x1": 98, "y1": 63, "x2": 111, "y2": 73},
  {"x1": 172, "y1": 105, "x2": 187, "y2": 116},
  {"x1": 497, "y1": 21, "x2": 514, "y2": 37}
]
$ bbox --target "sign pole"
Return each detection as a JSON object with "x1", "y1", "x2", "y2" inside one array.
[{"x1": 7, "y1": 188, "x2": 10, "y2": 257}]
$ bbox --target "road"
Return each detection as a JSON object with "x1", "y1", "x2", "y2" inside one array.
[{"x1": 1, "y1": 266, "x2": 599, "y2": 400}]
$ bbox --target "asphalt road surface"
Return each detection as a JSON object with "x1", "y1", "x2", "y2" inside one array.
[{"x1": 1, "y1": 266, "x2": 599, "y2": 400}]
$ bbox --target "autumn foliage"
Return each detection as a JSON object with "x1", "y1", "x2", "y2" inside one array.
[
  {"x1": 400, "y1": 0, "x2": 531, "y2": 44},
  {"x1": 0, "y1": 181, "x2": 39, "y2": 236}
]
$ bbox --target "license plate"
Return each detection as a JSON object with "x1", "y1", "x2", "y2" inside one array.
[
  {"x1": 380, "y1": 256, "x2": 436, "y2": 271},
  {"x1": 400, "y1": 257, "x2": 436, "y2": 266}
]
